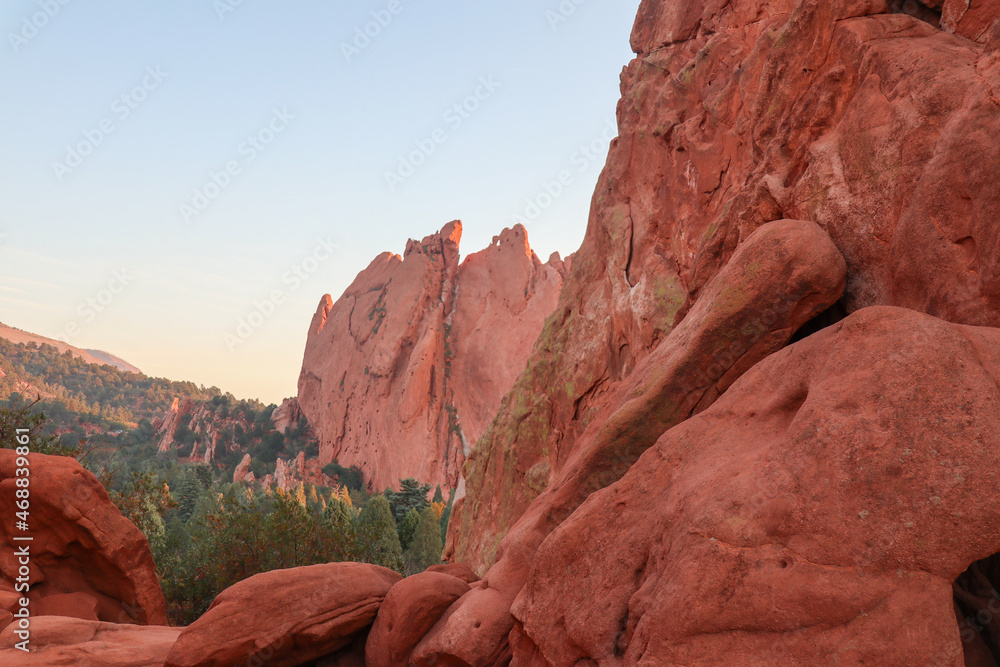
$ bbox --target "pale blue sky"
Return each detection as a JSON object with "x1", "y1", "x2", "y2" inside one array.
[{"x1": 0, "y1": 0, "x2": 641, "y2": 403}]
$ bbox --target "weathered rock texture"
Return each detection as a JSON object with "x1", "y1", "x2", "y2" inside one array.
[
  {"x1": 510, "y1": 307, "x2": 1000, "y2": 665},
  {"x1": 298, "y1": 221, "x2": 565, "y2": 492},
  {"x1": 0, "y1": 616, "x2": 180, "y2": 667},
  {"x1": 365, "y1": 571, "x2": 470, "y2": 667},
  {"x1": 0, "y1": 452, "x2": 167, "y2": 625},
  {"x1": 164, "y1": 562, "x2": 400, "y2": 667},
  {"x1": 451, "y1": 0, "x2": 1000, "y2": 574},
  {"x1": 419, "y1": 218, "x2": 847, "y2": 665}
]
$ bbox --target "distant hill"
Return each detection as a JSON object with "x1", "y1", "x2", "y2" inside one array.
[
  {"x1": 0, "y1": 322, "x2": 141, "y2": 373},
  {"x1": 0, "y1": 333, "x2": 327, "y2": 487},
  {"x1": 82, "y1": 349, "x2": 142, "y2": 374}
]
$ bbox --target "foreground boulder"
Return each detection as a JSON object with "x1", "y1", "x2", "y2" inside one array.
[
  {"x1": 164, "y1": 562, "x2": 400, "y2": 667},
  {"x1": 0, "y1": 616, "x2": 180, "y2": 666},
  {"x1": 297, "y1": 221, "x2": 565, "y2": 492},
  {"x1": 511, "y1": 307, "x2": 1000, "y2": 664},
  {"x1": 0, "y1": 452, "x2": 166, "y2": 625},
  {"x1": 417, "y1": 218, "x2": 846, "y2": 664},
  {"x1": 365, "y1": 572, "x2": 470, "y2": 667}
]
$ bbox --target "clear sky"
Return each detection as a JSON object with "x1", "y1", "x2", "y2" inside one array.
[{"x1": 0, "y1": 0, "x2": 641, "y2": 404}]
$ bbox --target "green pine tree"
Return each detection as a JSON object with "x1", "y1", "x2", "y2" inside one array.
[
  {"x1": 433, "y1": 485, "x2": 444, "y2": 503},
  {"x1": 399, "y1": 508, "x2": 420, "y2": 551},
  {"x1": 177, "y1": 474, "x2": 203, "y2": 522},
  {"x1": 385, "y1": 478, "x2": 431, "y2": 526},
  {"x1": 323, "y1": 497, "x2": 355, "y2": 528},
  {"x1": 409, "y1": 506, "x2": 444, "y2": 572},
  {"x1": 358, "y1": 495, "x2": 402, "y2": 571}
]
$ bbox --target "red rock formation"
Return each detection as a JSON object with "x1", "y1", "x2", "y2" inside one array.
[
  {"x1": 152, "y1": 398, "x2": 225, "y2": 463},
  {"x1": 451, "y1": 0, "x2": 1000, "y2": 574},
  {"x1": 0, "y1": 452, "x2": 167, "y2": 626},
  {"x1": 152, "y1": 397, "x2": 183, "y2": 453},
  {"x1": 419, "y1": 218, "x2": 847, "y2": 665},
  {"x1": 0, "y1": 616, "x2": 180, "y2": 667},
  {"x1": 232, "y1": 453, "x2": 251, "y2": 484},
  {"x1": 164, "y1": 562, "x2": 400, "y2": 667},
  {"x1": 510, "y1": 307, "x2": 1000, "y2": 664},
  {"x1": 364, "y1": 571, "x2": 470, "y2": 667},
  {"x1": 271, "y1": 397, "x2": 303, "y2": 434},
  {"x1": 297, "y1": 220, "x2": 564, "y2": 492}
]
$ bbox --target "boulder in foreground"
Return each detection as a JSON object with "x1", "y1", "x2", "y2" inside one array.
[
  {"x1": 0, "y1": 452, "x2": 167, "y2": 625},
  {"x1": 365, "y1": 571, "x2": 470, "y2": 667},
  {"x1": 164, "y1": 562, "x2": 400, "y2": 667},
  {"x1": 513, "y1": 307, "x2": 1000, "y2": 665},
  {"x1": 0, "y1": 616, "x2": 180, "y2": 667}
]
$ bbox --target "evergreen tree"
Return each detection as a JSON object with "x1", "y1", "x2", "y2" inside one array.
[
  {"x1": 358, "y1": 495, "x2": 402, "y2": 571},
  {"x1": 323, "y1": 497, "x2": 354, "y2": 528},
  {"x1": 399, "y1": 508, "x2": 420, "y2": 551},
  {"x1": 385, "y1": 478, "x2": 431, "y2": 526},
  {"x1": 409, "y1": 506, "x2": 444, "y2": 572},
  {"x1": 433, "y1": 485, "x2": 444, "y2": 503},
  {"x1": 177, "y1": 474, "x2": 203, "y2": 522}
]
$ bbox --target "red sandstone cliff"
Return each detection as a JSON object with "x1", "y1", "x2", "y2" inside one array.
[
  {"x1": 297, "y1": 221, "x2": 564, "y2": 492},
  {"x1": 449, "y1": 0, "x2": 1000, "y2": 572}
]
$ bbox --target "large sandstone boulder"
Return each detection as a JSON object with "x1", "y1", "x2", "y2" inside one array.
[
  {"x1": 164, "y1": 562, "x2": 400, "y2": 667},
  {"x1": 0, "y1": 616, "x2": 180, "y2": 667},
  {"x1": 452, "y1": 0, "x2": 1000, "y2": 574},
  {"x1": 416, "y1": 219, "x2": 846, "y2": 664},
  {"x1": 297, "y1": 221, "x2": 565, "y2": 492},
  {"x1": 0, "y1": 452, "x2": 166, "y2": 625},
  {"x1": 509, "y1": 306, "x2": 1000, "y2": 664},
  {"x1": 365, "y1": 572, "x2": 470, "y2": 667}
]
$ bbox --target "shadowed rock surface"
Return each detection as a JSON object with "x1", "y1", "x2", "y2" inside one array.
[{"x1": 0, "y1": 451, "x2": 167, "y2": 626}]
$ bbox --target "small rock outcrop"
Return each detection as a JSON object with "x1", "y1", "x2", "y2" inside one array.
[
  {"x1": 0, "y1": 452, "x2": 167, "y2": 625},
  {"x1": 298, "y1": 221, "x2": 565, "y2": 492},
  {"x1": 271, "y1": 397, "x2": 303, "y2": 434},
  {"x1": 232, "y1": 453, "x2": 251, "y2": 484},
  {"x1": 163, "y1": 562, "x2": 400, "y2": 667}
]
